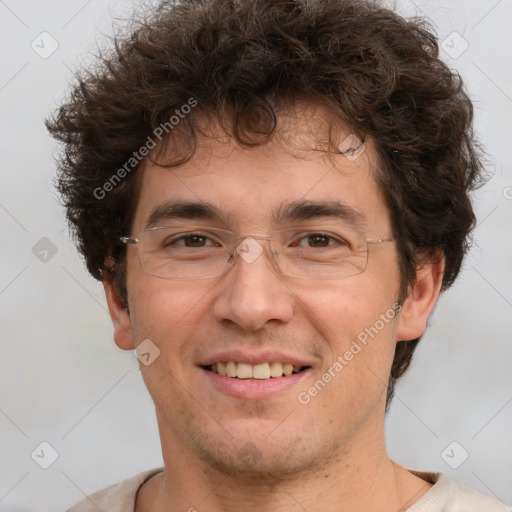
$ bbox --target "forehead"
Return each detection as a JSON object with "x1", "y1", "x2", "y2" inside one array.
[{"x1": 132, "y1": 102, "x2": 390, "y2": 234}]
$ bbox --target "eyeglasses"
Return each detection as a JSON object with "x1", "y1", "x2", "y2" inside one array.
[{"x1": 120, "y1": 224, "x2": 394, "y2": 280}]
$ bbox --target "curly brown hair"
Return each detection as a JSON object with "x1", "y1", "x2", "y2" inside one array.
[{"x1": 46, "y1": 0, "x2": 485, "y2": 408}]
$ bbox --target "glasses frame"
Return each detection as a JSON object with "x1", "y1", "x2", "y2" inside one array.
[{"x1": 120, "y1": 225, "x2": 395, "y2": 281}]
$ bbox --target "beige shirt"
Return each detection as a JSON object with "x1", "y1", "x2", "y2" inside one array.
[{"x1": 67, "y1": 468, "x2": 510, "y2": 512}]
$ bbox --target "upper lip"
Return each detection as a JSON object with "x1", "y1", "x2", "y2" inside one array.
[{"x1": 198, "y1": 349, "x2": 314, "y2": 368}]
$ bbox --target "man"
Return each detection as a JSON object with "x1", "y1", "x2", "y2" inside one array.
[{"x1": 47, "y1": 0, "x2": 508, "y2": 510}]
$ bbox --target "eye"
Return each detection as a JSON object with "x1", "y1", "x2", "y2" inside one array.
[
  {"x1": 164, "y1": 233, "x2": 218, "y2": 248},
  {"x1": 293, "y1": 232, "x2": 347, "y2": 249}
]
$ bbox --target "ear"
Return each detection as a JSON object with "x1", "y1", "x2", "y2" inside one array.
[
  {"x1": 396, "y1": 253, "x2": 445, "y2": 341},
  {"x1": 103, "y1": 278, "x2": 135, "y2": 351}
]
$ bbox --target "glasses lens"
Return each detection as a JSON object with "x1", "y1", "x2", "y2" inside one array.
[
  {"x1": 270, "y1": 227, "x2": 368, "y2": 279},
  {"x1": 134, "y1": 224, "x2": 370, "y2": 280},
  {"x1": 137, "y1": 226, "x2": 233, "y2": 280}
]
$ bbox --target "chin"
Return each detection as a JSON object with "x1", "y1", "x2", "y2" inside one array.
[{"x1": 191, "y1": 428, "x2": 340, "y2": 480}]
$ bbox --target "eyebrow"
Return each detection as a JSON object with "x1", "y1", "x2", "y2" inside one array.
[
  {"x1": 273, "y1": 200, "x2": 367, "y2": 228},
  {"x1": 145, "y1": 200, "x2": 228, "y2": 229},
  {"x1": 144, "y1": 199, "x2": 367, "y2": 230}
]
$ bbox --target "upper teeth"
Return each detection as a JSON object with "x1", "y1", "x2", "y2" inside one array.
[{"x1": 211, "y1": 362, "x2": 303, "y2": 379}]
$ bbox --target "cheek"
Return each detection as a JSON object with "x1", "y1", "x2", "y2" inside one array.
[
  {"x1": 127, "y1": 269, "x2": 212, "y2": 343},
  {"x1": 127, "y1": 279, "x2": 212, "y2": 399},
  {"x1": 290, "y1": 275, "x2": 399, "y2": 343},
  {"x1": 290, "y1": 277, "x2": 400, "y2": 401}
]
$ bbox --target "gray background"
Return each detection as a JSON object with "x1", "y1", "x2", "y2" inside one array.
[{"x1": 0, "y1": 1, "x2": 511, "y2": 510}]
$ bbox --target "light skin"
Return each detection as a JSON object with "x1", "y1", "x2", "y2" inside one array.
[{"x1": 104, "y1": 103, "x2": 444, "y2": 512}]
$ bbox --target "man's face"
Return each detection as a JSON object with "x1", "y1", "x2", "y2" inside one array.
[{"x1": 117, "y1": 105, "x2": 408, "y2": 476}]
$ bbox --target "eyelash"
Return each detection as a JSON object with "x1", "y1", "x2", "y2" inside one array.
[{"x1": 165, "y1": 232, "x2": 348, "y2": 249}]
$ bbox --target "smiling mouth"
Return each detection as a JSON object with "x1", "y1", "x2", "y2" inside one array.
[{"x1": 203, "y1": 362, "x2": 310, "y2": 380}]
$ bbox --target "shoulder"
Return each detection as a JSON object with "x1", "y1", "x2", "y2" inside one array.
[
  {"x1": 66, "y1": 468, "x2": 163, "y2": 512},
  {"x1": 407, "y1": 472, "x2": 511, "y2": 512}
]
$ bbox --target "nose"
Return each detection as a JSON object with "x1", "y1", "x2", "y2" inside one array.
[{"x1": 211, "y1": 237, "x2": 295, "y2": 331}]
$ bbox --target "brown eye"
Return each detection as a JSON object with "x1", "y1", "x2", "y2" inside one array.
[
  {"x1": 163, "y1": 233, "x2": 216, "y2": 248},
  {"x1": 182, "y1": 235, "x2": 208, "y2": 247},
  {"x1": 293, "y1": 232, "x2": 347, "y2": 249},
  {"x1": 307, "y1": 234, "x2": 330, "y2": 247}
]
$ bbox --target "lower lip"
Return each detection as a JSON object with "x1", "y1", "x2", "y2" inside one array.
[{"x1": 200, "y1": 367, "x2": 312, "y2": 400}]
